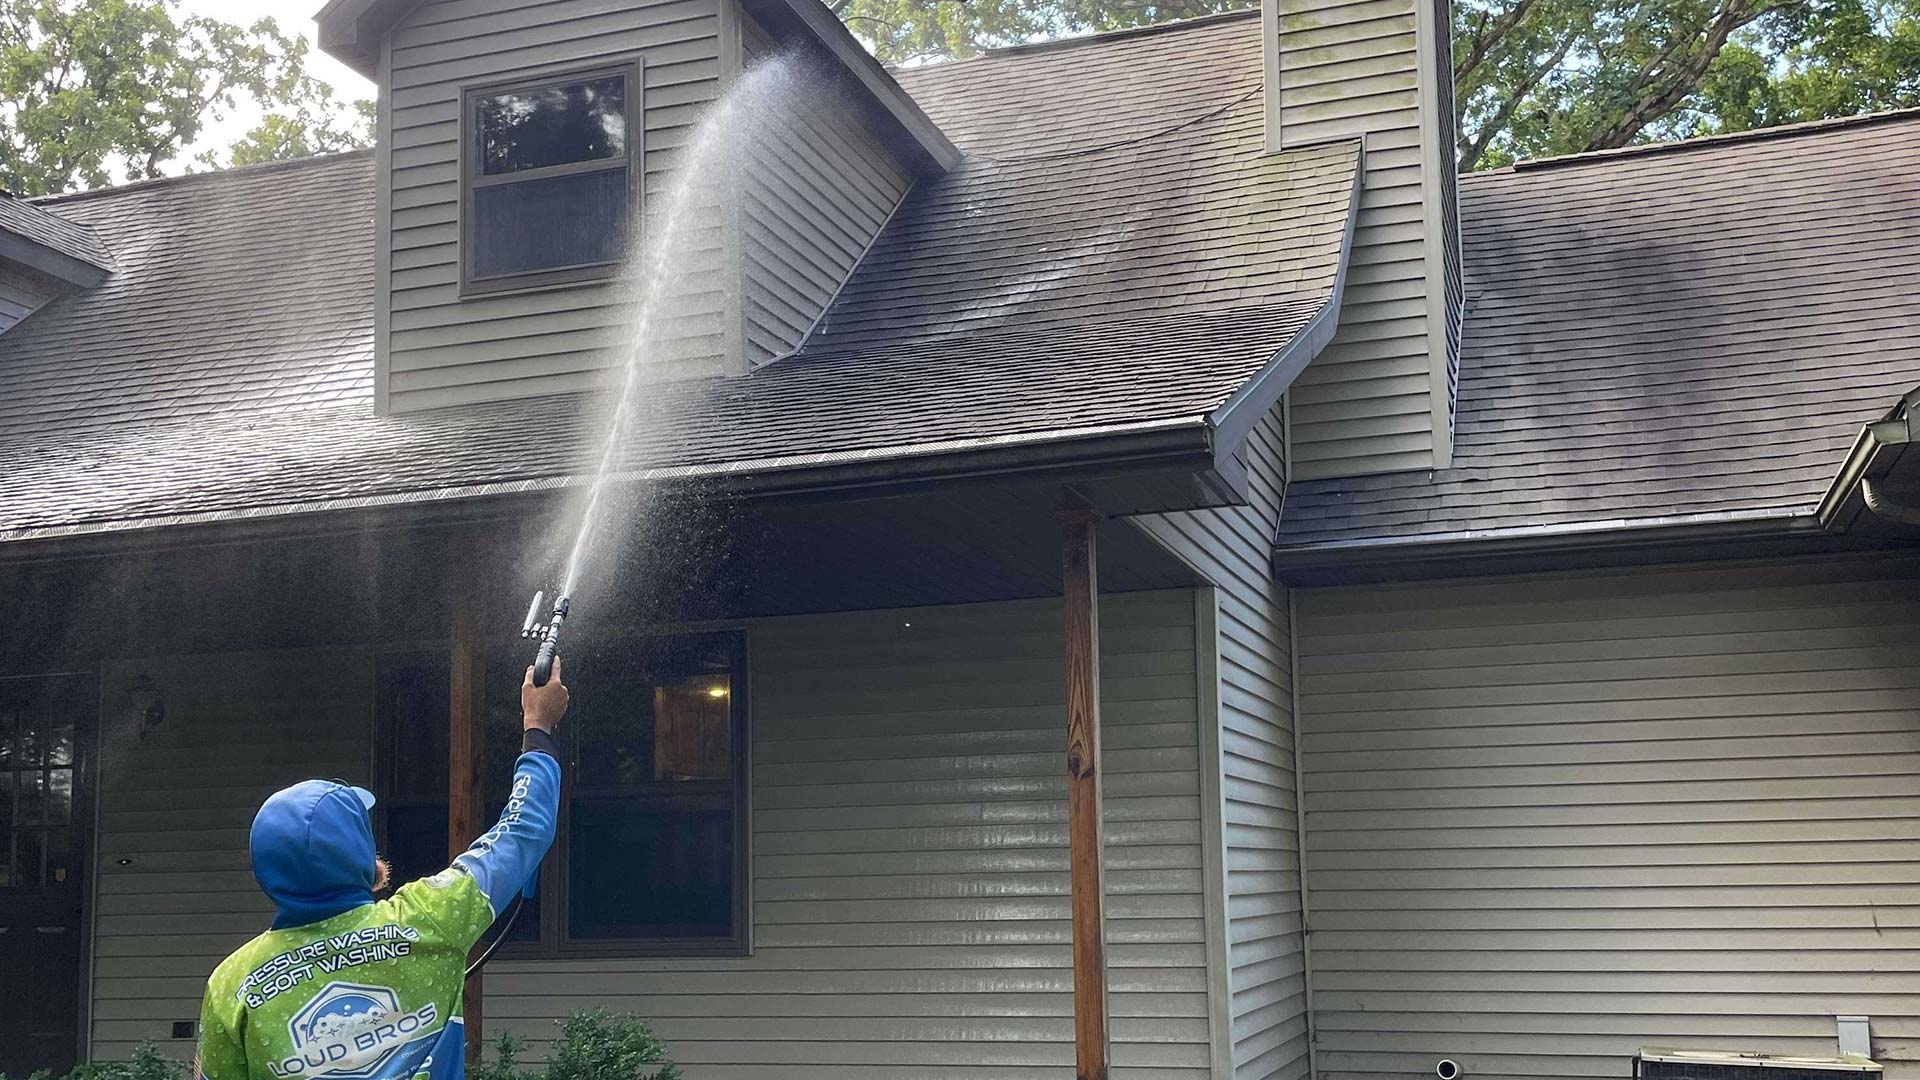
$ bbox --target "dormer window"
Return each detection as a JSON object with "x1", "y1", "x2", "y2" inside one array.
[{"x1": 461, "y1": 63, "x2": 639, "y2": 294}]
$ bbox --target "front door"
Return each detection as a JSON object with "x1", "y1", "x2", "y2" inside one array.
[{"x1": 0, "y1": 674, "x2": 94, "y2": 1078}]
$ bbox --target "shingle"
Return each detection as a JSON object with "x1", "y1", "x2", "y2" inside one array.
[
  {"x1": 0, "y1": 194, "x2": 114, "y2": 270},
  {"x1": 1275, "y1": 110, "x2": 1920, "y2": 549},
  {"x1": 0, "y1": 13, "x2": 1357, "y2": 540}
]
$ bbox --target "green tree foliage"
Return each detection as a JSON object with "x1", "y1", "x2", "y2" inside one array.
[
  {"x1": 829, "y1": 0, "x2": 1242, "y2": 64},
  {"x1": 0, "y1": 0, "x2": 371, "y2": 195},
  {"x1": 834, "y1": 0, "x2": 1919, "y2": 169},
  {"x1": 1454, "y1": 0, "x2": 1920, "y2": 168}
]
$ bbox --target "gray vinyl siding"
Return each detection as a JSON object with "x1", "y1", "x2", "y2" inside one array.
[
  {"x1": 1269, "y1": 0, "x2": 1459, "y2": 478},
  {"x1": 1425, "y1": 0, "x2": 1463, "y2": 439},
  {"x1": 381, "y1": 0, "x2": 731, "y2": 411},
  {"x1": 87, "y1": 648, "x2": 373, "y2": 1060},
  {"x1": 1294, "y1": 555, "x2": 1920, "y2": 1080},
  {"x1": 87, "y1": 591, "x2": 1209, "y2": 1077},
  {"x1": 0, "y1": 264, "x2": 55, "y2": 334},
  {"x1": 736, "y1": 13, "x2": 912, "y2": 365},
  {"x1": 1133, "y1": 403, "x2": 1308, "y2": 1080}
]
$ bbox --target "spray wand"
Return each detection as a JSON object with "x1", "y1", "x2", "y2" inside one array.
[
  {"x1": 463, "y1": 590, "x2": 569, "y2": 978},
  {"x1": 520, "y1": 590, "x2": 570, "y2": 687}
]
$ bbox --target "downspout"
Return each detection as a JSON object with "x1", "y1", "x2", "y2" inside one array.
[
  {"x1": 1289, "y1": 591, "x2": 1318, "y2": 1079},
  {"x1": 1861, "y1": 478, "x2": 1920, "y2": 526}
]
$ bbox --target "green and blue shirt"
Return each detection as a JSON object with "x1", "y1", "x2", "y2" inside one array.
[{"x1": 198, "y1": 739, "x2": 560, "y2": 1080}]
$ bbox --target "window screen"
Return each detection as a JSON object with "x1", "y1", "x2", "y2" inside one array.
[{"x1": 464, "y1": 66, "x2": 637, "y2": 290}]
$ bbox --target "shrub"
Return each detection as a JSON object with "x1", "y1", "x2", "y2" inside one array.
[
  {"x1": 11, "y1": 1042, "x2": 184, "y2": 1080},
  {"x1": 546, "y1": 1010, "x2": 680, "y2": 1080},
  {"x1": 475, "y1": 1011, "x2": 679, "y2": 1080},
  {"x1": 471, "y1": 1032, "x2": 534, "y2": 1080}
]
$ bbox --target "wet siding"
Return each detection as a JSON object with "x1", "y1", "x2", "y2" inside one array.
[
  {"x1": 1270, "y1": 0, "x2": 1461, "y2": 478},
  {"x1": 1134, "y1": 401, "x2": 1309, "y2": 1080},
  {"x1": 88, "y1": 592, "x2": 1209, "y2": 1077},
  {"x1": 736, "y1": 14, "x2": 913, "y2": 364},
  {"x1": 484, "y1": 589, "x2": 1211, "y2": 1077},
  {"x1": 381, "y1": 0, "x2": 731, "y2": 411},
  {"x1": 88, "y1": 648, "x2": 373, "y2": 1060},
  {"x1": 1296, "y1": 555, "x2": 1920, "y2": 1079}
]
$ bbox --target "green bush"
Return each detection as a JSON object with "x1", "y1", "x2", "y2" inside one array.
[
  {"x1": 470, "y1": 1031, "x2": 533, "y2": 1080},
  {"x1": 3, "y1": 1042, "x2": 185, "y2": 1080},
  {"x1": 475, "y1": 1010, "x2": 680, "y2": 1080},
  {"x1": 5, "y1": 1013, "x2": 679, "y2": 1080}
]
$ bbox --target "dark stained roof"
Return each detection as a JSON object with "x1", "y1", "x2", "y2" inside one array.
[
  {"x1": 0, "y1": 192, "x2": 114, "y2": 277},
  {"x1": 1276, "y1": 109, "x2": 1920, "y2": 552},
  {"x1": 0, "y1": 13, "x2": 1357, "y2": 543},
  {"x1": 844, "y1": 11, "x2": 1339, "y2": 344},
  {"x1": 0, "y1": 155, "x2": 374, "y2": 438}
]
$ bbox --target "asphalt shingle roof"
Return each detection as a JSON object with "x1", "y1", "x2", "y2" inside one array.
[
  {"x1": 0, "y1": 193, "x2": 114, "y2": 270},
  {"x1": 0, "y1": 12, "x2": 1356, "y2": 542},
  {"x1": 1276, "y1": 110, "x2": 1920, "y2": 550}
]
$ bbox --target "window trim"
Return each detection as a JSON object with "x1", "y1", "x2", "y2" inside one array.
[
  {"x1": 371, "y1": 627, "x2": 752, "y2": 960},
  {"x1": 457, "y1": 58, "x2": 645, "y2": 298},
  {"x1": 551, "y1": 628, "x2": 751, "y2": 959}
]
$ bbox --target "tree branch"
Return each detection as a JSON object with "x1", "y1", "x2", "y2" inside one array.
[
  {"x1": 1454, "y1": 0, "x2": 1545, "y2": 87},
  {"x1": 1458, "y1": 31, "x2": 1576, "y2": 170},
  {"x1": 1583, "y1": 0, "x2": 1795, "y2": 148}
]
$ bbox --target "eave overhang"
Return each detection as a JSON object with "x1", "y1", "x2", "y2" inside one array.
[
  {"x1": 313, "y1": 0, "x2": 959, "y2": 175},
  {"x1": 0, "y1": 417, "x2": 1238, "y2": 558},
  {"x1": 0, "y1": 199, "x2": 114, "y2": 289}
]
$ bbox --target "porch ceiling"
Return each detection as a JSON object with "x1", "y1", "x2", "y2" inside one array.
[{"x1": 2, "y1": 479, "x2": 1201, "y2": 667}]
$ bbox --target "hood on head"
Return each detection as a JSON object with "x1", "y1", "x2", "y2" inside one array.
[{"x1": 250, "y1": 779, "x2": 379, "y2": 930}]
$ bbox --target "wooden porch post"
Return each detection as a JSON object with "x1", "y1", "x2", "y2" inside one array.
[
  {"x1": 1059, "y1": 508, "x2": 1110, "y2": 1080},
  {"x1": 450, "y1": 603, "x2": 486, "y2": 1064}
]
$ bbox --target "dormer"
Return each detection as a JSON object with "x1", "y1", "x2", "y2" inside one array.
[
  {"x1": 0, "y1": 195, "x2": 113, "y2": 335},
  {"x1": 316, "y1": 0, "x2": 956, "y2": 412}
]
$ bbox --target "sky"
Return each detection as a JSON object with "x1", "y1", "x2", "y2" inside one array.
[{"x1": 173, "y1": 0, "x2": 377, "y2": 169}]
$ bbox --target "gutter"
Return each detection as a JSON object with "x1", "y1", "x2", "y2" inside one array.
[
  {"x1": 1274, "y1": 506, "x2": 1841, "y2": 583},
  {"x1": 1279, "y1": 384, "x2": 1920, "y2": 582},
  {"x1": 0, "y1": 417, "x2": 1217, "y2": 555},
  {"x1": 1817, "y1": 385, "x2": 1920, "y2": 531}
]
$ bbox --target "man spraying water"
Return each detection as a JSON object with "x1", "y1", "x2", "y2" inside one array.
[{"x1": 195, "y1": 662, "x2": 570, "y2": 1080}]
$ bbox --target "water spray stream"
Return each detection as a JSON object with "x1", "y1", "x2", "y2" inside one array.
[{"x1": 522, "y1": 55, "x2": 801, "y2": 686}]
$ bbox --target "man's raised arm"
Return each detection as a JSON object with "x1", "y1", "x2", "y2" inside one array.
[{"x1": 451, "y1": 658, "x2": 568, "y2": 918}]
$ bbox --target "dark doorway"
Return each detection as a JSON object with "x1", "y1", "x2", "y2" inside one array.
[{"x1": 0, "y1": 673, "x2": 95, "y2": 1078}]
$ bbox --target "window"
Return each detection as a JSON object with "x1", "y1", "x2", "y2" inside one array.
[
  {"x1": 462, "y1": 63, "x2": 640, "y2": 293},
  {"x1": 373, "y1": 632, "x2": 748, "y2": 956},
  {"x1": 0, "y1": 677, "x2": 87, "y2": 889}
]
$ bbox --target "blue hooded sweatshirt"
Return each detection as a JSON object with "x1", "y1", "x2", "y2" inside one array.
[
  {"x1": 250, "y1": 780, "x2": 383, "y2": 930},
  {"x1": 200, "y1": 739, "x2": 561, "y2": 1080}
]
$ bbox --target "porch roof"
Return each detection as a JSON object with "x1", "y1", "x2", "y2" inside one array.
[{"x1": 0, "y1": 13, "x2": 1356, "y2": 545}]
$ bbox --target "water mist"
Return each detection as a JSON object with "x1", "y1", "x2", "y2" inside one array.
[{"x1": 525, "y1": 54, "x2": 805, "y2": 682}]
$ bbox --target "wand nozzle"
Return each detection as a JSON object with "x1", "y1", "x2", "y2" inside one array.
[{"x1": 521, "y1": 590, "x2": 570, "y2": 687}]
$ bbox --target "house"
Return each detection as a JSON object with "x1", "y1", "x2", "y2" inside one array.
[{"x1": 0, "y1": 0, "x2": 1916, "y2": 1073}]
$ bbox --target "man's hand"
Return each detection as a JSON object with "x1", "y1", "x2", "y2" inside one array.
[{"x1": 522, "y1": 659, "x2": 569, "y2": 733}]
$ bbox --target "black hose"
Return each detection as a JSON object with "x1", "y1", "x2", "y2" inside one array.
[{"x1": 465, "y1": 892, "x2": 526, "y2": 978}]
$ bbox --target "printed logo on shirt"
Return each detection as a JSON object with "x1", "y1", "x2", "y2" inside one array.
[{"x1": 267, "y1": 982, "x2": 438, "y2": 1079}]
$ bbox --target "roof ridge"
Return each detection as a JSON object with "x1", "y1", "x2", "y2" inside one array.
[
  {"x1": 33, "y1": 148, "x2": 374, "y2": 206},
  {"x1": 897, "y1": 8, "x2": 1258, "y2": 74},
  {"x1": 1488, "y1": 107, "x2": 1920, "y2": 176}
]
